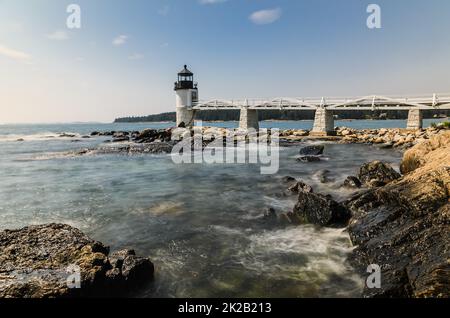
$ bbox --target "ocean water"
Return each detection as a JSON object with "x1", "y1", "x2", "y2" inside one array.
[{"x1": 0, "y1": 119, "x2": 443, "y2": 298}]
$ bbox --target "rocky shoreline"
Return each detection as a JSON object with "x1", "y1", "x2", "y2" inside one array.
[
  {"x1": 279, "y1": 130, "x2": 449, "y2": 298},
  {"x1": 29, "y1": 123, "x2": 447, "y2": 159},
  {"x1": 50, "y1": 121, "x2": 449, "y2": 155}
]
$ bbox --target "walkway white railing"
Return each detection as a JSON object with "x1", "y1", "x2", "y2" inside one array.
[{"x1": 193, "y1": 94, "x2": 450, "y2": 111}]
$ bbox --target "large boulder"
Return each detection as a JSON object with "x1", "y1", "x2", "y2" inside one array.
[
  {"x1": 401, "y1": 131, "x2": 450, "y2": 174},
  {"x1": 299, "y1": 145, "x2": 325, "y2": 156},
  {"x1": 0, "y1": 224, "x2": 154, "y2": 298},
  {"x1": 358, "y1": 161, "x2": 401, "y2": 187},
  {"x1": 346, "y1": 131, "x2": 450, "y2": 298},
  {"x1": 292, "y1": 188, "x2": 350, "y2": 226}
]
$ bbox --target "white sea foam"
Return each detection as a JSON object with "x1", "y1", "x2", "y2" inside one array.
[
  {"x1": 16, "y1": 149, "x2": 94, "y2": 161},
  {"x1": 0, "y1": 132, "x2": 83, "y2": 142},
  {"x1": 236, "y1": 226, "x2": 364, "y2": 296}
]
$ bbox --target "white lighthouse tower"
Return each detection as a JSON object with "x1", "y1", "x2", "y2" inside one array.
[{"x1": 175, "y1": 65, "x2": 198, "y2": 128}]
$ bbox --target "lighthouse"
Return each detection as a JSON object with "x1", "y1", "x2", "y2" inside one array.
[{"x1": 174, "y1": 65, "x2": 198, "y2": 128}]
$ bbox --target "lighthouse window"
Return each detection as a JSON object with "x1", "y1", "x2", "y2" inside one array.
[{"x1": 179, "y1": 76, "x2": 192, "y2": 81}]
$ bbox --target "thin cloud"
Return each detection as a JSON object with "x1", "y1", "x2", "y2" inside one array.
[
  {"x1": 46, "y1": 30, "x2": 69, "y2": 41},
  {"x1": 112, "y1": 35, "x2": 128, "y2": 46},
  {"x1": 160, "y1": 42, "x2": 169, "y2": 48},
  {"x1": 0, "y1": 44, "x2": 31, "y2": 61},
  {"x1": 249, "y1": 8, "x2": 282, "y2": 25}
]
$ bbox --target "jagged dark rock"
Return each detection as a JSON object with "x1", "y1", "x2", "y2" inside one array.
[
  {"x1": 107, "y1": 249, "x2": 154, "y2": 289},
  {"x1": 357, "y1": 161, "x2": 401, "y2": 188},
  {"x1": 291, "y1": 183, "x2": 350, "y2": 226},
  {"x1": 288, "y1": 181, "x2": 314, "y2": 194},
  {"x1": 299, "y1": 145, "x2": 325, "y2": 156}
]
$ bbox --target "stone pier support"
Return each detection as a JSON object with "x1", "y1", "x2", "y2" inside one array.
[
  {"x1": 311, "y1": 108, "x2": 335, "y2": 136},
  {"x1": 176, "y1": 107, "x2": 196, "y2": 128},
  {"x1": 406, "y1": 109, "x2": 423, "y2": 130},
  {"x1": 239, "y1": 107, "x2": 259, "y2": 130}
]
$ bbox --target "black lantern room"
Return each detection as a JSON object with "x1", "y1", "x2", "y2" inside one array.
[{"x1": 174, "y1": 65, "x2": 197, "y2": 90}]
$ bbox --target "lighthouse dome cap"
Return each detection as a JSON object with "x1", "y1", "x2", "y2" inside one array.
[{"x1": 178, "y1": 65, "x2": 193, "y2": 76}]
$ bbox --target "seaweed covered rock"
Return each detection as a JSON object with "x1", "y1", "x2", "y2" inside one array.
[
  {"x1": 357, "y1": 161, "x2": 401, "y2": 188},
  {"x1": 0, "y1": 224, "x2": 154, "y2": 298}
]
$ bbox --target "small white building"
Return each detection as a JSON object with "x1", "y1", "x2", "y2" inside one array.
[{"x1": 175, "y1": 65, "x2": 198, "y2": 128}]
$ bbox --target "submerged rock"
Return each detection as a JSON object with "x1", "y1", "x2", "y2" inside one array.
[
  {"x1": 314, "y1": 169, "x2": 334, "y2": 184},
  {"x1": 357, "y1": 161, "x2": 401, "y2": 188},
  {"x1": 263, "y1": 208, "x2": 278, "y2": 222},
  {"x1": 59, "y1": 133, "x2": 76, "y2": 138},
  {"x1": 297, "y1": 156, "x2": 321, "y2": 163},
  {"x1": 281, "y1": 176, "x2": 297, "y2": 184},
  {"x1": 0, "y1": 224, "x2": 154, "y2": 298}
]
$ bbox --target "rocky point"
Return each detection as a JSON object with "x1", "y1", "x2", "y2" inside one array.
[{"x1": 0, "y1": 224, "x2": 154, "y2": 298}]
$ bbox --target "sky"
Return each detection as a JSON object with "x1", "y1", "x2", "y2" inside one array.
[{"x1": 0, "y1": 0, "x2": 450, "y2": 123}]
